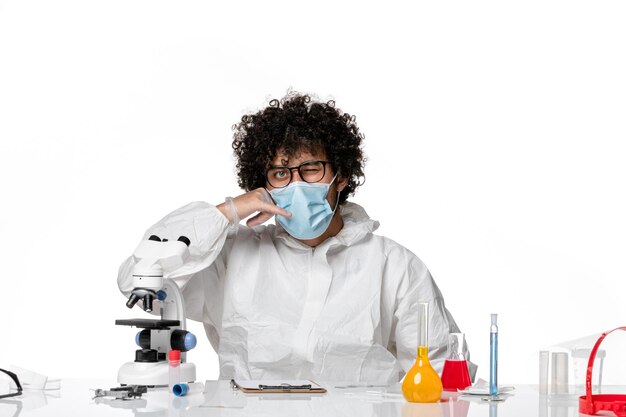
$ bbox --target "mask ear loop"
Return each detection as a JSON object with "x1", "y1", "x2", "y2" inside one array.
[
  {"x1": 328, "y1": 174, "x2": 341, "y2": 214},
  {"x1": 332, "y1": 190, "x2": 341, "y2": 212},
  {"x1": 264, "y1": 187, "x2": 277, "y2": 204}
]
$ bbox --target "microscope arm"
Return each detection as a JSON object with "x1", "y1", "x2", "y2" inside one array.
[{"x1": 161, "y1": 279, "x2": 186, "y2": 329}]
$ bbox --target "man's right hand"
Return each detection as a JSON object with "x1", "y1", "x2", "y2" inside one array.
[{"x1": 217, "y1": 188, "x2": 291, "y2": 228}]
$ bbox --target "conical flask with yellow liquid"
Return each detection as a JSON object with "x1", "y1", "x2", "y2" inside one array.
[{"x1": 402, "y1": 302, "x2": 443, "y2": 403}]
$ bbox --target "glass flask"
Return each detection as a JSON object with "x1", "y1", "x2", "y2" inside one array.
[
  {"x1": 441, "y1": 333, "x2": 472, "y2": 391},
  {"x1": 402, "y1": 302, "x2": 443, "y2": 403}
]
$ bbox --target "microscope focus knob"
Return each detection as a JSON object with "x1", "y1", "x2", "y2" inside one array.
[
  {"x1": 171, "y1": 330, "x2": 197, "y2": 352},
  {"x1": 136, "y1": 329, "x2": 151, "y2": 349},
  {"x1": 135, "y1": 349, "x2": 158, "y2": 363}
]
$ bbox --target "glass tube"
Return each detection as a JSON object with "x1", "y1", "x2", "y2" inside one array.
[{"x1": 417, "y1": 302, "x2": 429, "y2": 347}]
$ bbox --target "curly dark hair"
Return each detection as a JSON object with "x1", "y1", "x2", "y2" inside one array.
[{"x1": 232, "y1": 92, "x2": 366, "y2": 205}]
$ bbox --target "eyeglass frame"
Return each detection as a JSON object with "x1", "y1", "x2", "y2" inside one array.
[
  {"x1": 0, "y1": 368, "x2": 22, "y2": 399},
  {"x1": 265, "y1": 160, "x2": 331, "y2": 189}
]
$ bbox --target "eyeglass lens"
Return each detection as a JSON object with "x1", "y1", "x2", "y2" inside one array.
[{"x1": 266, "y1": 161, "x2": 326, "y2": 188}]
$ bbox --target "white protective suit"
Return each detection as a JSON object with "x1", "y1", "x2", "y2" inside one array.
[{"x1": 118, "y1": 201, "x2": 476, "y2": 383}]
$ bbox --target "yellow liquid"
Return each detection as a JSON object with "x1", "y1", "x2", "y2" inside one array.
[{"x1": 402, "y1": 346, "x2": 443, "y2": 403}]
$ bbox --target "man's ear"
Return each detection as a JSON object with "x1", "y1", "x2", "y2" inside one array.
[{"x1": 336, "y1": 176, "x2": 348, "y2": 193}]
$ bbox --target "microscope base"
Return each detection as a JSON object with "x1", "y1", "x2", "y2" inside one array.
[{"x1": 118, "y1": 361, "x2": 196, "y2": 386}]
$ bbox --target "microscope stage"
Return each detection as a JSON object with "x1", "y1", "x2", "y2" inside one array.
[{"x1": 115, "y1": 319, "x2": 180, "y2": 329}]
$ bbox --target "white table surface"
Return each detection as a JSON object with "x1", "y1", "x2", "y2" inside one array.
[{"x1": 0, "y1": 379, "x2": 602, "y2": 417}]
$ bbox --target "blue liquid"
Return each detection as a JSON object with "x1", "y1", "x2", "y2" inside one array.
[{"x1": 489, "y1": 332, "x2": 498, "y2": 396}]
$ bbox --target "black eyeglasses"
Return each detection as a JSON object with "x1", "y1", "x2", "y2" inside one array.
[
  {"x1": 0, "y1": 368, "x2": 22, "y2": 399},
  {"x1": 265, "y1": 160, "x2": 329, "y2": 188}
]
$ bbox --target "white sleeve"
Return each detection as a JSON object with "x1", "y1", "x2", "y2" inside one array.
[
  {"x1": 392, "y1": 254, "x2": 478, "y2": 380},
  {"x1": 117, "y1": 201, "x2": 231, "y2": 297}
]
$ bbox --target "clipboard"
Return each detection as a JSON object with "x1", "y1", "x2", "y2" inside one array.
[{"x1": 230, "y1": 379, "x2": 327, "y2": 394}]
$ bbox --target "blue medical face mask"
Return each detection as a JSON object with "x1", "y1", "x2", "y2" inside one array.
[{"x1": 269, "y1": 175, "x2": 340, "y2": 240}]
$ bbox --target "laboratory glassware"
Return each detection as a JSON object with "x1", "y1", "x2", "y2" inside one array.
[
  {"x1": 551, "y1": 352, "x2": 568, "y2": 395},
  {"x1": 539, "y1": 350, "x2": 549, "y2": 395},
  {"x1": 489, "y1": 313, "x2": 498, "y2": 396},
  {"x1": 441, "y1": 332, "x2": 472, "y2": 391},
  {"x1": 169, "y1": 350, "x2": 181, "y2": 393},
  {"x1": 402, "y1": 302, "x2": 443, "y2": 403}
]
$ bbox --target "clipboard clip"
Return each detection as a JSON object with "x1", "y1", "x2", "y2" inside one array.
[{"x1": 258, "y1": 383, "x2": 312, "y2": 390}]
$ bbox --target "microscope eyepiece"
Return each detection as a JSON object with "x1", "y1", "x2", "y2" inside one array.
[
  {"x1": 148, "y1": 235, "x2": 161, "y2": 242},
  {"x1": 177, "y1": 236, "x2": 191, "y2": 247}
]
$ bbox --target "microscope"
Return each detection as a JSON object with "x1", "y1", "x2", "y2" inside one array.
[{"x1": 116, "y1": 234, "x2": 197, "y2": 386}]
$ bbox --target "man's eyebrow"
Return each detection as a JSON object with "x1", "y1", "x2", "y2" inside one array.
[{"x1": 270, "y1": 159, "x2": 320, "y2": 168}]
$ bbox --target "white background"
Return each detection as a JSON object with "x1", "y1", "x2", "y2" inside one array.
[{"x1": 1, "y1": 1, "x2": 625, "y2": 385}]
